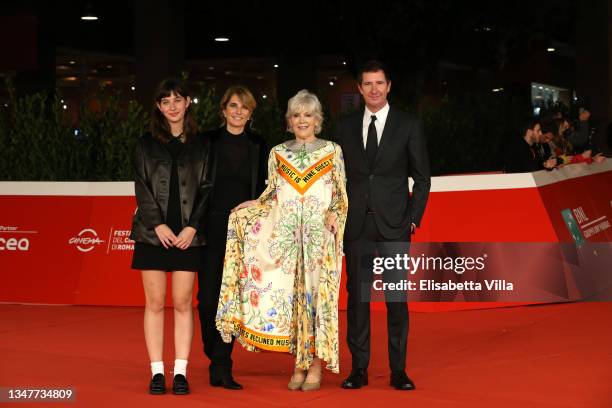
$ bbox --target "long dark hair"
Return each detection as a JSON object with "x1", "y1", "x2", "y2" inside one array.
[{"x1": 150, "y1": 78, "x2": 198, "y2": 143}]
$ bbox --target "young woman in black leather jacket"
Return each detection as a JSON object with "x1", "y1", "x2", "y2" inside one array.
[{"x1": 130, "y1": 78, "x2": 212, "y2": 395}]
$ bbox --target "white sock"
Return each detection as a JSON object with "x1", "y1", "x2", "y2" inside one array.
[
  {"x1": 174, "y1": 359, "x2": 188, "y2": 377},
  {"x1": 151, "y1": 361, "x2": 164, "y2": 378}
]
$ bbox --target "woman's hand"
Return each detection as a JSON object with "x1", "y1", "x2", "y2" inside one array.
[
  {"x1": 174, "y1": 227, "x2": 197, "y2": 250},
  {"x1": 154, "y1": 224, "x2": 177, "y2": 249},
  {"x1": 324, "y1": 212, "x2": 338, "y2": 234},
  {"x1": 231, "y1": 200, "x2": 258, "y2": 212}
]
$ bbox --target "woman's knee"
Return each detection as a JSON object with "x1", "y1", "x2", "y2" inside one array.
[
  {"x1": 145, "y1": 297, "x2": 166, "y2": 313},
  {"x1": 173, "y1": 297, "x2": 193, "y2": 313}
]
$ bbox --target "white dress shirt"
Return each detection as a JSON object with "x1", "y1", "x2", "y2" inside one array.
[{"x1": 362, "y1": 103, "x2": 390, "y2": 148}]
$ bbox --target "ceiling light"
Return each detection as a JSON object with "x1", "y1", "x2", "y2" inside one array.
[{"x1": 214, "y1": 37, "x2": 229, "y2": 42}]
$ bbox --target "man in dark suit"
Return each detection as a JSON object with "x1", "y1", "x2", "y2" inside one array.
[{"x1": 335, "y1": 60, "x2": 430, "y2": 391}]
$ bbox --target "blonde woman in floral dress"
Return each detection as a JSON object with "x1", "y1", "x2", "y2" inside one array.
[{"x1": 216, "y1": 90, "x2": 348, "y2": 391}]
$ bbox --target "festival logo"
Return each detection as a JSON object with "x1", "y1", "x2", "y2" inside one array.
[
  {"x1": 106, "y1": 228, "x2": 134, "y2": 253},
  {"x1": 69, "y1": 228, "x2": 105, "y2": 252},
  {"x1": 561, "y1": 209, "x2": 584, "y2": 245}
]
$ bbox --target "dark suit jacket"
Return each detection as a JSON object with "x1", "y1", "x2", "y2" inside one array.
[
  {"x1": 503, "y1": 137, "x2": 541, "y2": 173},
  {"x1": 203, "y1": 127, "x2": 268, "y2": 203},
  {"x1": 335, "y1": 107, "x2": 431, "y2": 240}
]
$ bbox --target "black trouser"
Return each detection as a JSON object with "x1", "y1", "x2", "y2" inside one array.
[
  {"x1": 197, "y1": 212, "x2": 235, "y2": 381},
  {"x1": 344, "y1": 213, "x2": 410, "y2": 372}
]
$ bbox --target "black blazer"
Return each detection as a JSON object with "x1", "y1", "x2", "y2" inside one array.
[
  {"x1": 335, "y1": 106, "x2": 431, "y2": 240},
  {"x1": 503, "y1": 137, "x2": 541, "y2": 173},
  {"x1": 203, "y1": 127, "x2": 269, "y2": 205},
  {"x1": 130, "y1": 133, "x2": 213, "y2": 246}
]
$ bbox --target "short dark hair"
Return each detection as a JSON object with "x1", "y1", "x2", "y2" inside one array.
[
  {"x1": 519, "y1": 117, "x2": 540, "y2": 137},
  {"x1": 540, "y1": 117, "x2": 558, "y2": 136},
  {"x1": 150, "y1": 78, "x2": 198, "y2": 143},
  {"x1": 358, "y1": 60, "x2": 390, "y2": 83}
]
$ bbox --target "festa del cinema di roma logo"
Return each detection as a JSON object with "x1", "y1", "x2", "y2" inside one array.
[{"x1": 68, "y1": 228, "x2": 105, "y2": 252}]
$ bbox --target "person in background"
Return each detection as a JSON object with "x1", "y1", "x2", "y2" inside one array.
[
  {"x1": 130, "y1": 78, "x2": 212, "y2": 395},
  {"x1": 504, "y1": 118, "x2": 557, "y2": 173},
  {"x1": 196, "y1": 86, "x2": 268, "y2": 390}
]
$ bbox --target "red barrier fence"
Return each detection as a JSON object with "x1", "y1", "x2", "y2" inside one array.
[{"x1": 1, "y1": 161, "x2": 611, "y2": 311}]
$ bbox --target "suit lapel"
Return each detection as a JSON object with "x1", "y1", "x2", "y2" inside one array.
[
  {"x1": 353, "y1": 110, "x2": 368, "y2": 164},
  {"x1": 373, "y1": 106, "x2": 399, "y2": 168}
]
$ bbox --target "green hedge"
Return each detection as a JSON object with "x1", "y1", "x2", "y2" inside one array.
[{"x1": 0, "y1": 80, "x2": 532, "y2": 181}]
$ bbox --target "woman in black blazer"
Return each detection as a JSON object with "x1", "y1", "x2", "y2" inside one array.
[
  {"x1": 130, "y1": 78, "x2": 212, "y2": 395},
  {"x1": 196, "y1": 85, "x2": 267, "y2": 390}
]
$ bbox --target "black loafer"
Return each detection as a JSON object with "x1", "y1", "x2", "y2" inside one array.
[
  {"x1": 172, "y1": 374, "x2": 190, "y2": 395},
  {"x1": 341, "y1": 369, "x2": 368, "y2": 389},
  {"x1": 149, "y1": 373, "x2": 166, "y2": 395},
  {"x1": 390, "y1": 370, "x2": 415, "y2": 391},
  {"x1": 210, "y1": 376, "x2": 243, "y2": 390}
]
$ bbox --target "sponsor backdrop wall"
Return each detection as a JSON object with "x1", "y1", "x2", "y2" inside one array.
[{"x1": 1, "y1": 162, "x2": 611, "y2": 311}]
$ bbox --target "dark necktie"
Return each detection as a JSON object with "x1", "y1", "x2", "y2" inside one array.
[{"x1": 366, "y1": 114, "x2": 378, "y2": 167}]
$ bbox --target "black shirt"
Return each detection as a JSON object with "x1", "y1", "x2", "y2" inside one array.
[
  {"x1": 210, "y1": 129, "x2": 252, "y2": 211},
  {"x1": 164, "y1": 136, "x2": 185, "y2": 234}
]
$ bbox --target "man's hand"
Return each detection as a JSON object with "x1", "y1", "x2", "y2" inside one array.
[
  {"x1": 544, "y1": 158, "x2": 557, "y2": 169},
  {"x1": 174, "y1": 227, "x2": 196, "y2": 250},
  {"x1": 154, "y1": 224, "x2": 177, "y2": 249}
]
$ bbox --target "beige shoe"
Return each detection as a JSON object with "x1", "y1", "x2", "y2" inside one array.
[
  {"x1": 288, "y1": 371, "x2": 306, "y2": 391},
  {"x1": 300, "y1": 380, "x2": 320, "y2": 392}
]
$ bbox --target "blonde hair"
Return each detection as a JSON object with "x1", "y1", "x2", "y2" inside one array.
[{"x1": 285, "y1": 89, "x2": 323, "y2": 134}]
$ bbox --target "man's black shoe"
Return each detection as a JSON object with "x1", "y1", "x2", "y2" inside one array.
[
  {"x1": 172, "y1": 374, "x2": 190, "y2": 395},
  {"x1": 210, "y1": 376, "x2": 243, "y2": 390},
  {"x1": 149, "y1": 373, "x2": 166, "y2": 395},
  {"x1": 340, "y1": 369, "x2": 368, "y2": 389},
  {"x1": 390, "y1": 371, "x2": 415, "y2": 391}
]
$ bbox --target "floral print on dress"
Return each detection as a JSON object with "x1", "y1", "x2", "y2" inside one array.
[{"x1": 216, "y1": 140, "x2": 348, "y2": 372}]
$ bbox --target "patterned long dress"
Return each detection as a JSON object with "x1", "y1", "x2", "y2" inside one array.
[{"x1": 216, "y1": 139, "x2": 348, "y2": 373}]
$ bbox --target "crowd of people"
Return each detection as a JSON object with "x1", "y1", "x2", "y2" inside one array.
[{"x1": 504, "y1": 109, "x2": 606, "y2": 173}]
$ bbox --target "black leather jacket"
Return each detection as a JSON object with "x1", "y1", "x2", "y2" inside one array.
[{"x1": 129, "y1": 133, "x2": 212, "y2": 246}]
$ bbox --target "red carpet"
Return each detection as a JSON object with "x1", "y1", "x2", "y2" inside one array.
[{"x1": 1, "y1": 302, "x2": 611, "y2": 407}]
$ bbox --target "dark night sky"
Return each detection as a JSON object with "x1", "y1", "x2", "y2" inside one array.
[{"x1": 4, "y1": 0, "x2": 577, "y2": 67}]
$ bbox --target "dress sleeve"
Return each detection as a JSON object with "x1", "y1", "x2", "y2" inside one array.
[
  {"x1": 328, "y1": 142, "x2": 349, "y2": 254},
  {"x1": 257, "y1": 147, "x2": 278, "y2": 206}
]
